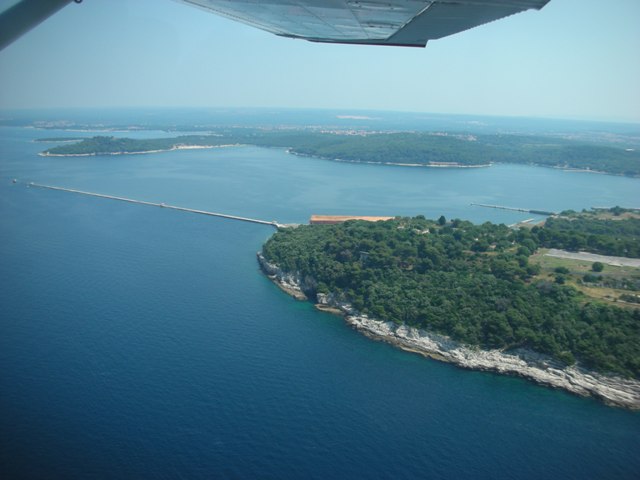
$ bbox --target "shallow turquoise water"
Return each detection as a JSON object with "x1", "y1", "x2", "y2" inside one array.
[{"x1": 1, "y1": 126, "x2": 639, "y2": 479}]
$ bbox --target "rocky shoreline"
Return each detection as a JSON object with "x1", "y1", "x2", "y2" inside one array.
[
  {"x1": 257, "y1": 252, "x2": 640, "y2": 410},
  {"x1": 286, "y1": 149, "x2": 491, "y2": 168}
]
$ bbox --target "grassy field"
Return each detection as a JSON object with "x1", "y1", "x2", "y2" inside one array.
[
  {"x1": 584, "y1": 210, "x2": 640, "y2": 221},
  {"x1": 530, "y1": 249, "x2": 640, "y2": 307}
]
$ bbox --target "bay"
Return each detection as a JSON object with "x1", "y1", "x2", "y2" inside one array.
[{"x1": 1, "y1": 124, "x2": 639, "y2": 479}]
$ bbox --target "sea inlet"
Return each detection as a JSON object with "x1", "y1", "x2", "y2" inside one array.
[{"x1": 1, "y1": 125, "x2": 639, "y2": 479}]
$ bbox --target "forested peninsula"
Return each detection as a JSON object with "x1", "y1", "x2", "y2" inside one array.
[
  {"x1": 39, "y1": 135, "x2": 234, "y2": 156},
  {"x1": 39, "y1": 131, "x2": 640, "y2": 176},
  {"x1": 259, "y1": 210, "x2": 640, "y2": 408}
]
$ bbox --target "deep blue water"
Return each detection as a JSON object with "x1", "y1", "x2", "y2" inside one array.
[{"x1": 1, "y1": 124, "x2": 640, "y2": 479}]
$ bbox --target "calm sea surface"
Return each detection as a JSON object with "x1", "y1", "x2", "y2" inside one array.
[{"x1": 1, "y1": 125, "x2": 639, "y2": 479}]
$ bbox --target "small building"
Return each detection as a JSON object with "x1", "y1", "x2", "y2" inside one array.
[{"x1": 309, "y1": 215, "x2": 394, "y2": 225}]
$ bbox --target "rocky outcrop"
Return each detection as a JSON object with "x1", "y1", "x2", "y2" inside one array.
[
  {"x1": 257, "y1": 253, "x2": 640, "y2": 410},
  {"x1": 345, "y1": 315, "x2": 640, "y2": 410},
  {"x1": 257, "y1": 252, "x2": 315, "y2": 301}
]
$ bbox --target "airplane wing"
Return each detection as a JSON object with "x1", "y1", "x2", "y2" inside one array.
[
  {"x1": 0, "y1": 0, "x2": 74, "y2": 51},
  {"x1": 0, "y1": 0, "x2": 550, "y2": 52},
  {"x1": 178, "y1": 0, "x2": 551, "y2": 47}
]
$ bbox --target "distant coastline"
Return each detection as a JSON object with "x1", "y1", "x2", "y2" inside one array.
[
  {"x1": 34, "y1": 129, "x2": 640, "y2": 176},
  {"x1": 286, "y1": 149, "x2": 492, "y2": 169},
  {"x1": 33, "y1": 137, "x2": 84, "y2": 143},
  {"x1": 287, "y1": 149, "x2": 640, "y2": 177},
  {"x1": 39, "y1": 143, "x2": 241, "y2": 157},
  {"x1": 552, "y1": 165, "x2": 617, "y2": 176},
  {"x1": 37, "y1": 143, "x2": 633, "y2": 178}
]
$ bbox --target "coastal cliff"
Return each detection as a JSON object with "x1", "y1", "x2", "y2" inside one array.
[{"x1": 257, "y1": 252, "x2": 640, "y2": 410}]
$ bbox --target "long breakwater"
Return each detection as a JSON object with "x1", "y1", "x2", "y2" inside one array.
[
  {"x1": 471, "y1": 203, "x2": 557, "y2": 216},
  {"x1": 23, "y1": 181, "x2": 283, "y2": 228}
]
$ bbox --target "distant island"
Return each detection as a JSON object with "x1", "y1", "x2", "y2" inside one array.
[
  {"x1": 34, "y1": 137, "x2": 84, "y2": 143},
  {"x1": 258, "y1": 208, "x2": 640, "y2": 408},
  {"x1": 39, "y1": 130, "x2": 640, "y2": 176},
  {"x1": 39, "y1": 135, "x2": 238, "y2": 156}
]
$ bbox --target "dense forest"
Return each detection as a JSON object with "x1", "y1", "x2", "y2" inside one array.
[
  {"x1": 249, "y1": 132, "x2": 495, "y2": 166},
  {"x1": 42, "y1": 130, "x2": 640, "y2": 176},
  {"x1": 252, "y1": 131, "x2": 640, "y2": 175},
  {"x1": 261, "y1": 214, "x2": 640, "y2": 378},
  {"x1": 533, "y1": 209, "x2": 640, "y2": 257},
  {"x1": 43, "y1": 135, "x2": 227, "y2": 155}
]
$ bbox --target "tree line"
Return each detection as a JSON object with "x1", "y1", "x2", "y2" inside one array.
[
  {"x1": 532, "y1": 210, "x2": 640, "y2": 257},
  {"x1": 43, "y1": 131, "x2": 640, "y2": 176},
  {"x1": 262, "y1": 214, "x2": 640, "y2": 378}
]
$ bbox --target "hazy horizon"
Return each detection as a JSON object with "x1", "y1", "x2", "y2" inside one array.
[
  {"x1": 2, "y1": 105, "x2": 639, "y2": 128},
  {"x1": 0, "y1": 0, "x2": 639, "y2": 123}
]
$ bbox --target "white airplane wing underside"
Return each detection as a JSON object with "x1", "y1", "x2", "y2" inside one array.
[{"x1": 179, "y1": 0, "x2": 550, "y2": 47}]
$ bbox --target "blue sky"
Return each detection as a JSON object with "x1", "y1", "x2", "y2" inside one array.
[{"x1": 0, "y1": 0, "x2": 638, "y2": 122}]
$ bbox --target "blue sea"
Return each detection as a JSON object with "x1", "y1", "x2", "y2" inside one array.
[{"x1": 1, "y1": 115, "x2": 640, "y2": 479}]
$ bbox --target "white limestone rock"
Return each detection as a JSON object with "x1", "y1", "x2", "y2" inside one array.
[{"x1": 257, "y1": 255, "x2": 640, "y2": 410}]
